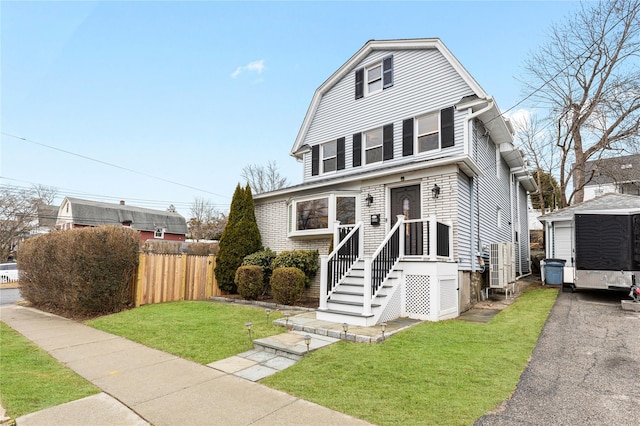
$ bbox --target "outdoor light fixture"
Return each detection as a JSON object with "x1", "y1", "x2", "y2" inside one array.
[
  {"x1": 366, "y1": 193, "x2": 374, "y2": 207},
  {"x1": 304, "y1": 335, "x2": 311, "y2": 354},
  {"x1": 245, "y1": 322, "x2": 253, "y2": 341},
  {"x1": 265, "y1": 308, "x2": 271, "y2": 324},
  {"x1": 342, "y1": 322, "x2": 349, "y2": 339},
  {"x1": 380, "y1": 322, "x2": 387, "y2": 342},
  {"x1": 432, "y1": 184, "x2": 441, "y2": 199},
  {"x1": 284, "y1": 312, "x2": 290, "y2": 328}
]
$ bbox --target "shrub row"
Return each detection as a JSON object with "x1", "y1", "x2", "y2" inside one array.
[
  {"x1": 235, "y1": 265, "x2": 307, "y2": 305},
  {"x1": 236, "y1": 249, "x2": 318, "y2": 304},
  {"x1": 19, "y1": 227, "x2": 140, "y2": 315}
]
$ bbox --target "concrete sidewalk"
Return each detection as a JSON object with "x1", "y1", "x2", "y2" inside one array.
[{"x1": 1, "y1": 305, "x2": 370, "y2": 426}]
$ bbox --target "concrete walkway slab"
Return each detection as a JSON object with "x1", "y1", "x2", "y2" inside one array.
[
  {"x1": 92, "y1": 357, "x2": 226, "y2": 406},
  {"x1": 132, "y1": 375, "x2": 297, "y2": 426},
  {"x1": 1, "y1": 305, "x2": 373, "y2": 426},
  {"x1": 65, "y1": 344, "x2": 179, "y2": 381},
  {"x1": 15, "y1": 393, "x2": 148, "y2": 426}
]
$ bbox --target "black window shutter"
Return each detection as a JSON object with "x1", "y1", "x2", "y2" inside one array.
[
  {"x1": 402, "y1": 118, "x2": 414, "y2": 156},
  {"x1": 383, "y1": 55, "x2": 394, "y2": 89},
  {"x1": 441, "y1": 106, "x2": 455, "y2": 148},
  {"x1": 383, "y1": 124, "x2": 394, "y2": 161},
  {"x1": 311, "y1": 145, "x2": 319, "y2": 176},
  {"x1": 352, "y1": 133, "x2": 362, "y2": 167},
  {"x1": 355, "y1": 68, "x2": 364, "y2": 99},
  {"x1": 337, "y1": 137, "x2": 345, "y2": 170}
]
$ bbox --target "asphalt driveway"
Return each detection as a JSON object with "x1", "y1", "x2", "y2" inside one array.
[{"x1": 475, "y1": 289, "x2": 640, "y2": 426}]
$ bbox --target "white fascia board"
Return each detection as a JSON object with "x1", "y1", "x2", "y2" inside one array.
[{"x1": 290, "y1": 38, "x2": 490, "y2": 157}]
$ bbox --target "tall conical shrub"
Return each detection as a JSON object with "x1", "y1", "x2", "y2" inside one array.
[{"x1": 215, "y1": 184, "x2": 262, "y2": 292}]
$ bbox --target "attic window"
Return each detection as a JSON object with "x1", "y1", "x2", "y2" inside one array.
[
  {"x1": 154, "y1": 227, "x2": 165, "y2": 239},
  {"x1": 355, "y1": 55, "x2": 393, "y2": 99}
]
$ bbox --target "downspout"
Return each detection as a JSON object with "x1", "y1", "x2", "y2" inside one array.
[{"x1": 463, "y1": 99, "x2": 495, "y2": 273}]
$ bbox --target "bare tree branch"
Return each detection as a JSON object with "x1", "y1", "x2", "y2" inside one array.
[
  {"x1": 522, "y1": 0, "x2": 640, "y2": 206},
  {"x1": 241, "y1": 161, "x2": 288, "y2": 194}
]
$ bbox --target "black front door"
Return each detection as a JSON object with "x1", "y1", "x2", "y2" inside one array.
[{"x1": 390, "y1": 185, "x2": 423, "y2": 255}]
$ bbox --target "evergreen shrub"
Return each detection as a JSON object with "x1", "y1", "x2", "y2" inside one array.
[
  {"x1": 270, "y1": 267, "x2": 305, "y2": 305},
  {"x1": 18, "y1": 226, "x2": 140, "y2": 315},
  {"x1": 215, "y1": 184, "x2": 262, "y2": 292},
  {"x1": 271, "y1": 250, "x2": 319, "y2": 288},
  {"x1": 242, "y1": 248, "x2": 276, "y2": 293},
  {"x1": 234, "y1": 265, "x2": 263, "y2": 300}
]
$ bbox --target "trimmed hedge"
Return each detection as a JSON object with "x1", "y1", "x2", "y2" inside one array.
[
  {"x1": 270, "y1": 267, "x2": 306, "y2": 305},
  {"x1": 18, "y1": 226, "x2": 140, "y2": 315},
  {"x1": 234, "y1": 265, "x2": 263, "y2": 300},
  {"x1": 271, "y1": 250, "x2": 318, "y2": 288},
  {"x1": 242, "y1": 248, "x2": 276, "y2": 293}
]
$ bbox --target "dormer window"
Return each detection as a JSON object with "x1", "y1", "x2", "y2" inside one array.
[{"x1": 355, "y1": 55, "x2": 394, "y2": 99}]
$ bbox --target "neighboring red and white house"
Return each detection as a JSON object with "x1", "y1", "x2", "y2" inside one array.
[
  {"x1": 56, "y1": 197, "x2": 188, "y2": 242},
  {"x1": 253, "y1": 38, "x2": 537, "y2": 326}
]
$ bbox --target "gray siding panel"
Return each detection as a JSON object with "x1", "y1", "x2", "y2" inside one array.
[
  {"x1": 519, "y1": 184, "x2": 531, "y2": 274},
  {"x1": 303, "y1": 49, "x2": 474, "y2": 181},
  {"x1": 473, "y1": 121, "x2": 513, "y2": 249}
]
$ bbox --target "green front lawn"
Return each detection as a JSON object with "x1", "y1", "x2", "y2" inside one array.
[
  {"x1": 85, "y1": 289, "x2": 557, "y2": 425},
  {"x1": 87, "y1": 301, "x2": 285, "y2": 364},
  {"x1": 262, "y1": 287, "x2": 558, "y2": 425},
  {"x1": 0, "y1": 322, "x2": 98, "y2": 419}
]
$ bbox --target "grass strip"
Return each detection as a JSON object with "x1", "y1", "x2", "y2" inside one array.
[
  {"x1": 0, "y1": 322, "x2": 98, "y2": 419},
  {"x1": 262, "y1": 287, "x2": 558, "y2": 426},
  {"x1": 87, "y1": 301, "x2": 285, "y2": 364}
]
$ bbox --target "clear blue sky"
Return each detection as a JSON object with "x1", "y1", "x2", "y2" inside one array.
[{"x1": 1, "y1": 0, "x2": 582, "y2": 217}]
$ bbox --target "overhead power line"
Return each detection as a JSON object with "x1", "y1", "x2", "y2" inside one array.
[{"x1": 1, "y1": 132, "x2": 229, "y2": 200}]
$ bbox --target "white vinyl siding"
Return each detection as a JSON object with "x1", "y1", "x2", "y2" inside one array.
[
  {"x1": 457, "y1": 172, "x2": 473, "y2": 270},
  {"x1": 303, "y1": 49, "x2": 472, "y2": 182}
]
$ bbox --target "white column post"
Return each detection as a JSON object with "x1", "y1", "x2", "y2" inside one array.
[
  {"x1": 363, "y1": 255, "x2": 372, "y2": 316},
  {"x1": 358, "y1": 223, "x2": 364, "y2": 259},
  {"x1": 319, "y1": 255, "x2": 328, "y2": 310},
  {"x1": 396, "y1": 215, "x2": 405, "y2": 257},
  {"x1": 429, "y1": 215, "x2": 437, "y2": 261},
  {"x1": 447, "y1": 220, "x2": 454, "y2": 261},
  {"x1": 332, "y1": 221, "x2": 341, "y2": 253}
]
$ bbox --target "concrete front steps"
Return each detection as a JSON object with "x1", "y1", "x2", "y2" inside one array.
[{"x1": 253, "y1": 331, "x2": 339, "y2": 360}]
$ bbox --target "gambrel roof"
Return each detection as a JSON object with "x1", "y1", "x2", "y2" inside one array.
[
  {"x1": 291, "y1": 38, "x2": 515, "y2": 158},
  {"x1": 57, "y1": 197, "x2": 188, "y2": 234}
]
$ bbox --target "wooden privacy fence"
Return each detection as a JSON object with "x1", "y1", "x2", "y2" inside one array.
[{"x1": 134, "y1": 253, "x2": 222, "y2": 307}]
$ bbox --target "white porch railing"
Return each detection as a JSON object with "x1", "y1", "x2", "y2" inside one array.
[{"x1": 320, "y1": 215, "x2": 453, "y2": 317}]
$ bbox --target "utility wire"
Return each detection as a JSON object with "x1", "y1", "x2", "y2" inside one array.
[
  {"x1": 1, "y1": 132, "x2": 230, "y2": 200},
  {"x1": 0, "y1": 179, "x2": 229, "y2": 210}
]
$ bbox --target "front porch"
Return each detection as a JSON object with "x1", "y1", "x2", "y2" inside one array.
[{"x1": 317, "y1": 215, "x2": 459, "y2": 326}]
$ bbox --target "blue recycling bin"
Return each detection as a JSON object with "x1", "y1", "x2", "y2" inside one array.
[{"x1": 544, "y1": 259, "x2": 566, "y2": 285}]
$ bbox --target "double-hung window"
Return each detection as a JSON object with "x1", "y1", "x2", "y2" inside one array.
[
  {"x1": 322, "y1": 141, "x2": 337, "y2": 173},
  {"x1": 366, "y1": 63, "x2": 382, "y2": 95},
  {"x1": 365, "y1": 128, "x2": 383, "y2": 164},
  {"x1": 417, "y1": 112, "x2": 440, "y2": 152},
  {"x1": 355, "y1": 55, "x2": 394, "y2": 99}
]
